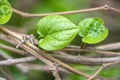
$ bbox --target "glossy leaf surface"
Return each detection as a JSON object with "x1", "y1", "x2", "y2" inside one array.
[
  {"x1": 0, "y1": 0, "x2": 12, "y2": 24},
  {"x1": 78, "y1": 17, "x2": 108, "y2": 44},
  {"x1": 37, "y1": 15, "x2": 78, "y2": 50}
]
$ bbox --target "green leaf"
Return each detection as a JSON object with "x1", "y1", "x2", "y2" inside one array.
[
  {"x1": 78, "y1": 17, "x2": 108, "y2": 44},
  {"x1": 0, "y1": 0, "x2": 12, "y2": 24},
  {"x1": 37, "y1": 15, "x2": 78, "y2": 51}
]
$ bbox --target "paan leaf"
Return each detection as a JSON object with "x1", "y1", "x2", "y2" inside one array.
[
  {"x1": 37, "y1": 15, "x2": 78, "y2": 51},
  {"x1": 0, "y1": 0, "x2": 12, "y2": 24},
  {"x1": 78, "y1": 17, "x2": 108, "y2": 44}
]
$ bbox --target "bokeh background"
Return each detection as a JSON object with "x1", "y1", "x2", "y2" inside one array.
[{"x1": 1, "y1": 0, "x2": 120, "y2": 80}]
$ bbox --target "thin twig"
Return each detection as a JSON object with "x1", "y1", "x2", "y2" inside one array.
[
  {"x1": 1, "y1": 27, "x2": 120, "y2": 65},
  {"x1": 0, "y1": 56, "x2": 36, "y2": 66},
  {"x1": 94, "y1": 42, "x2": 120, "y2": 50},
  {"x1": 12, "y1": 37, "x2": 62, "y2": 80},
  {"x1": 12, "y1": 6, "x2": 105, "y2": 18},
  {"x1": 108, "y1": 6, "x2": 120, "y2": 13},
  {"x1": 48, "y1": 63, "x2": 61, "y2": 80},
  {"x1": 53, "y1": 54, "x2": 120, "y2": 65},
  {"x1": 63, "y1": 48, "x2": 120, "y2": 56},
  {"x1": 68, "y1": 42, "x2": 120, "y2": 51},
  {"x1": 0, "y1": 44, "x2": 27, "y2": 55},
  {"x1": 14, "y1": 34, "x2": 90, "y2": 78},
  {"x1": 1, "y1": 49, "x2": 120, "y2": 66},
  {"x1": 0, "y1": 26, "x2": 92, "y2": 79},
  {"x1": 0, "y1": 67, "x2": 15, "y2": 80},
  {"x1": 88, "y1": 61, "x2": 120, "y2": 80},
  {"x1": 88, "y1": 66, "x2": 105, "y2": 80},
  {"x1": 24, "y1": 63, "x2": 70, "y2": 74},
  {"x1": 53, "y1": 70, "x2": 61, "y2": 80},
  {"x1": 1, "y1": 35, "x2": 120, "y2": 65},
  {"x1": 0, "y1": 34, "x2": 16, "y2": 45},
  {"x1": 2, "y1": 27, "x2": 120, "y2": 79},
  {"x1": 0, "y1": 50, "x2": 30, "y2": 73},
  {"x1": 12, "y1": 5, "x2": 120, "y2": 18}
]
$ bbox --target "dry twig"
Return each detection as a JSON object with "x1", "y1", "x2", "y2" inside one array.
[
  {"x1": 63, "y1": 48, "x2": 120, "y2": 56},
  {"x1": 88, "y1": 61, "x2": 120, "y2": 80},
  {"x1": 0, "y1": 67, "x2": 15, "y2": 80},
  {"x1": 1, "y1": 36, "x2": 120, "y2": 66},
  {"x1": 0, "y1": 56, "x2": 36, "y2": 66},
  {"x1": 0, "y1": 27, "x2": 91, "y2": 79},
  {"x1": 12, "y1": 5, "x2": 120, "y2": 18}
]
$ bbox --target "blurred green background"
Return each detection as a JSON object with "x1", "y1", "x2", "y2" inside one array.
[{"x1": 0, "y1": 0, "x2": 120, "y2": 80}]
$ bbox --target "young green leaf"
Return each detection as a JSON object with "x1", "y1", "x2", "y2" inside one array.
[
  {"x1": 37, "y1": 15, "x2": 79, "y2": 51},
  {"x1": 0, "y1": 0, "x2": 12, "y2": 24},
  {"x1": 78, "y1": 17, "x2": 108, "y2": 44}
]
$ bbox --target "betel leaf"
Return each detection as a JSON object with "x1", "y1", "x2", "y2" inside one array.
[
  {"x1": 37, "y1": 15, "x2": 79, "y2": 51},
  {"x1": 0, "y1": 0, "x2": 12, "y2": 24},
  {"x1": 78, "y1": 17, "x2": 108, "y2": 44}
]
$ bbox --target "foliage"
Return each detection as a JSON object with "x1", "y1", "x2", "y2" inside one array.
[
  {"x1": 37, "y1": 15, "x2": 79, "y2": 50},
  {"x1": 78, "y1": 17, "x2": 108, "y2": 44},
  {"x1": 37, "y1": 15, "x2": 108, "y2": 51},
  {"x1": 0, "y1": 0, "x2": 12, "y2": 24}
]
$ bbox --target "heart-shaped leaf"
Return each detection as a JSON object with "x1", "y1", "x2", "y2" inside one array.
[
  {"x1": 37, "y1": 15, "x2": 79, "y2": 51},
  {"x1": 78, "y1": 17, "x2": 108, "y2": 44},
  {"x1": 0, "y1": 0, "x2": 12, "y2": 24}
]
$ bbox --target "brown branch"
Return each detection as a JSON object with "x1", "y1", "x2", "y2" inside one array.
[
  {"x1": 0, "y1": 44, "x2": 27, "y2": 55},
  {"x1": 12, "y1": 37, "x2": 62, "y2": 80},
  {"x1": 12, "y1": 5, "x2": 120, "y2": 18},
  {"x1": 88, "y1": 61, "x2": 120, "y2": 80},
  {"x1": 1, "y1": 50, "x2": 120, "y2": 66},
  {"x1": 68, "y1": 41, "x2": 120, "y2": 51},
  {"x1": 88, "y1": 66, "x2": 105, "y2": 80},
  {"x1": 0, "y1": 26, "x2": 92, "y2": 79},
  {"x1": 12, "y1": 5, "x2": 105, "y2": 18},
  {"x1": 108, "y1": 6, "x2": 120, "y2": 13},
  {"x1": 94, "y1": 42, "x2": 120, "y2": 50},
  {"x1": 1, "y1": 48, "x2": 120, "y2": 66},
  {"x1": 52, "y1": 70, "x2": 61, "y2": 80},
  {"x1": 9, "y1": 37, "x2": 62, "y2": 80},
  {"x1": 1, "y1": 36, "x2": 120, "y2": 65},
  {"x1": 0, "y1": 67, "x2": 15, "y2": 80},
  {"x1": 0, "y1": 56, "x2": 36, "y2": 66},
  {"x1": 53, "y1": 54, "x2": 120, "y2": 65},
  {"x1": 14, "y1": 34, "x2": 91, "y2": 78},
  {"x1": 1, "y1": 30, "x2": 120, "y2": 65},
  {"x1": 63, "y1": 48, "x2": 120, "y2": 56},
  {"x1": 24, "y1": 42, "x2": 92, "y2": 78},
  {"x1": 2, "y1": 27, "x2": 120, "y2": 79},
  {"x1": 1, "y1": 30, "x2": 120, "y2": 57},
  {"x1": 0, "y1": 34, "x2": 16, "y2": 45},
  {"x1": 24, "y1": 63, "x2": 70, "y2": 74},
  {"x1": 49, "y1": 63, "x2": 61, "y2": 80},
  {"x1": 0, "y1": 50, "x2": 31, "y2": 73},
  {"x1": 1, "y1": 27, "x2": 120, "y2": 79}
]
